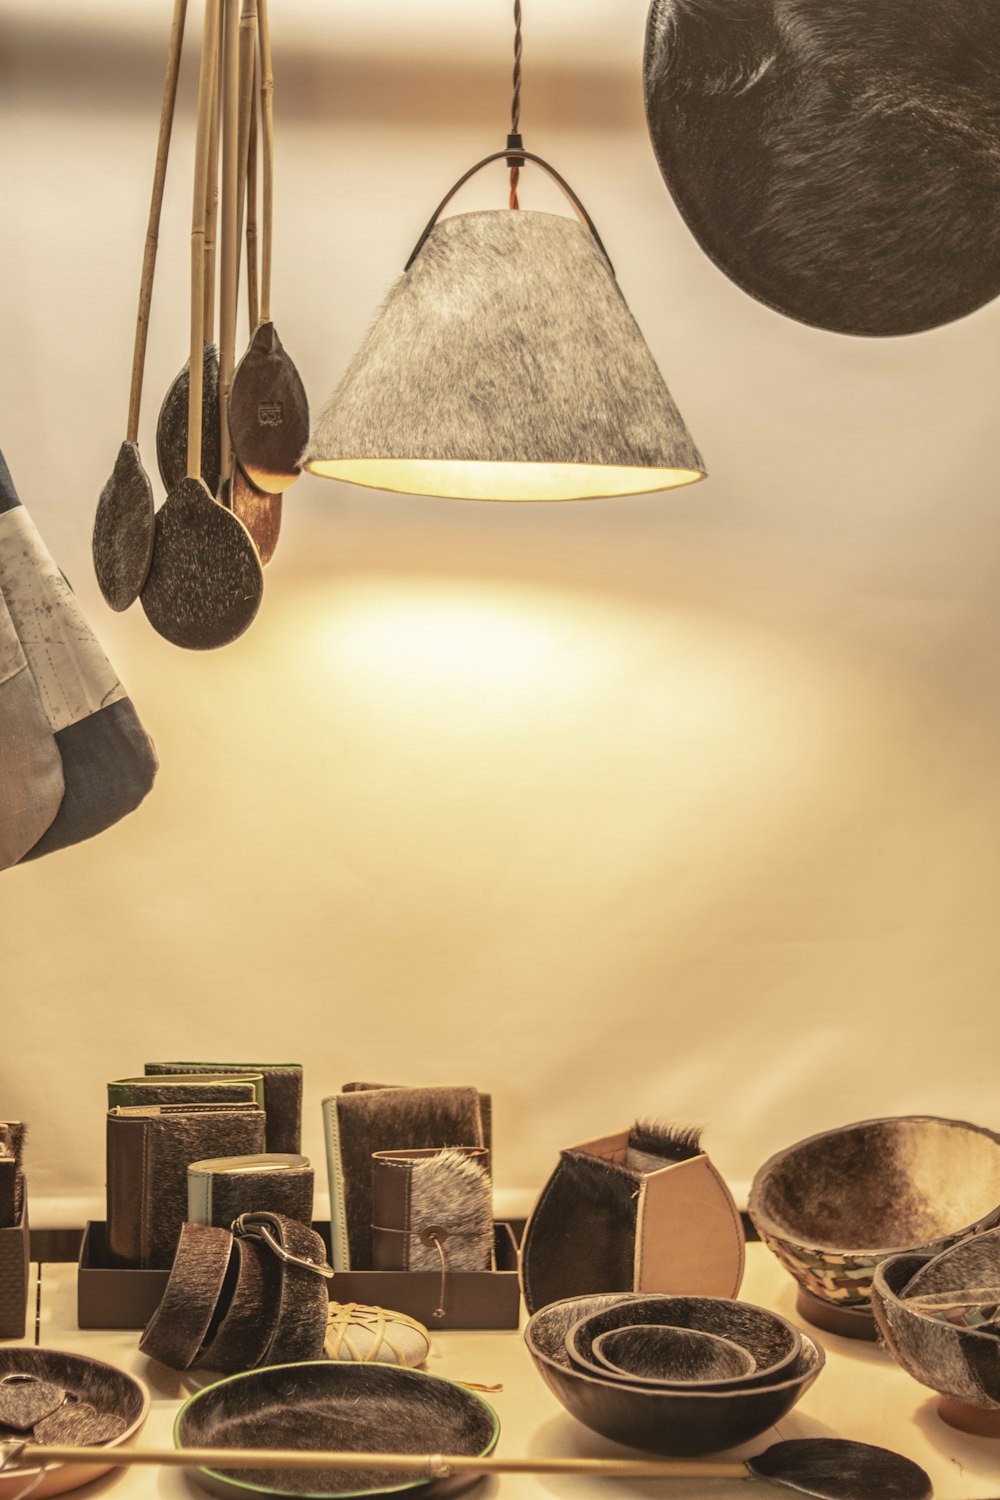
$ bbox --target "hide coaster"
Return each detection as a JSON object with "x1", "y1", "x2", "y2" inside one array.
[
  {"x1": 32, "y1": 1403, "x2": 128, "y2": 1445},
  {"x1": 644, "y1": 0, "x2": 1000, "y2": 335},
  {"x1": 174, "y1": 1361, "x2": 500, "y2": 1499},
  {"x1": 0, "y1": 1379, "x2": 65, "y2": 1432}
]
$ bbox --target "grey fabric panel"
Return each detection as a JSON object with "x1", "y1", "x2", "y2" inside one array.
[
  {"x1": 19, "y1": 698, "x2": 157, "y2": 861},
  {"x1": 0, "y1": 451, "x2": 20, "y2": 515}
]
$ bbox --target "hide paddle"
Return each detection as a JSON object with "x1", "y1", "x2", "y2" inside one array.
[
  {"x1": 93, "y1": 0, "x2": 187, "y2": 611},
  {"x1": 227, "y1": 0, "x2": 308, "y2": 496},
  {"x1": 0, "y1": 1437, "x2": 932, "y2": 1498}
]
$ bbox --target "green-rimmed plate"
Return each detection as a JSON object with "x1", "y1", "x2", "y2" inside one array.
[{"x1": 174, "y1": 1361, "x2": 499, "y2": 1500}]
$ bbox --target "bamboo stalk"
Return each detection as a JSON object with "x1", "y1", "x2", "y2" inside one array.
[
  {"x1": 235, "y1": 0, "x2": 257, "y2": 309},
  {"x1": 187, "y1": 0, "x2": 221, "y2": 482},
  {"x1": 255, "y1": 0, "x2": 274, "y2": 323},
  {"x1": 8, "y1": 1445, "x2": 748, "y2": 1481},
  {"x1": 203, "y1": 18, "x2": 223, "y2": 339},
  {"x1": 245, "y1": 48, "x2": 259, "y2": 334},
  {"x1": 218, "y1": 0, "x2": 241, "y2": 482},
  {"x1": 126, "y1": 0, "x2": 187, "y2": 445}
]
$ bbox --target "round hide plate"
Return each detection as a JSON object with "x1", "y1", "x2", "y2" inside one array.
[{"x1": 644, "y1": 0, "x2": 1000, "y2": 336}]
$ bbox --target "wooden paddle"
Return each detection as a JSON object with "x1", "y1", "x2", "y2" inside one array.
[
  {"x1": 92, "y1": 0, "x2": 187, "y2": 612},
  {"x1": 140, "y1": 0, "x2": 263, "y2": 651},
  {"x1": 0, "y1": 1438, "x2": 933, "y2": 1498}
]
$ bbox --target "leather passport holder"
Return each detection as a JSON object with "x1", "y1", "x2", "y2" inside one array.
[
  {"x1": 323, "y1": 1085, "x2": 487, "y2": 1270},
  {"x1": 371, "y1": 1147, "x2": 493, "y2": 1272},
  {"x1": 106, "y1": 1102, "x2": 265, "y2": 1268},
  {"x1": 519, "y1": 1121, "x2": 745, "y2": 1314},
  {"x1": 144, "y1": 1061, "x2": 302, "y2": 1153},
  {"x1": 108, "y1": 1074, "x2": 262, "y2": 1109},
  {"x1": 187, "y1": 1153, "x2": 314, "y2": 1228}
]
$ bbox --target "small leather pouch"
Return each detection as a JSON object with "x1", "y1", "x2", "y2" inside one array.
[
  {"x1": 187, "y1": 1153, "x2": 314, "y2": 1228},
  {"x1": 144, "y1": 1061, "x2": 302, "y2": 1153},
  {"x1": 108, "y1": 1074, "x2": 263, "y2": 1110},
  {"x1": 371, "y1": 1147, "x2": 493, "y2": 1274},
  {"x1": 106, "y1": 1103, "x2": 265, "y2": 1269},
  {"x1": 519, "y1": 1121, "x2": 745, "y2": 1314},
  {"x1": 322, "y1": 1085, "x2": 487, "y2": 1270}
]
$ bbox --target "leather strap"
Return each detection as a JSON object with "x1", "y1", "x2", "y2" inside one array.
[
  {"x1": 196, "y1": 1234, "x2": 272, "y2": 1370},
  {"x1": 232, "y1": 1211, "x2": 332, "y2": 1364},
  {"x1": 138, "y1": 1221, "x2": 233, "y2": 1369}
]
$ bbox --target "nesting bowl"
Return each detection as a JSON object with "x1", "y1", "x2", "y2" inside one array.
[
  {"x1": 591, "y1": 1325, "x2": 755, "y2": 1387},
  {"x1": 871, "y1": 1231, "x2": 1000, "y2": 1435},
  {"x1": 524, "y1": 1292, "x2": 824, "y2": 1456},
  {"x1": 565, "y1": 1295, "x2": 801, "y2": 1391},
  {"x1": 749, "y1": 1116, "x2": 1000, "y2": 1332}
]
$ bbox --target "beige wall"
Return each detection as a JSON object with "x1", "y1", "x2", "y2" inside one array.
[{"x1": 2, "y1": 2, "x2": 999, "y2": 1223}]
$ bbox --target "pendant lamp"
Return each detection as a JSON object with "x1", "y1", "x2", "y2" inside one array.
[{"x1": 303, "y1": 6, "x2": 705, "y2": 502}]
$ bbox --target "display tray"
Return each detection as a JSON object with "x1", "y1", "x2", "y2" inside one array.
[
  {"x1": 0, "y1": 1198, "x2": 29, "y2": 1339},
  {"x1": 77, "y1": 1221, "x2": 521, "y2": 1331}
]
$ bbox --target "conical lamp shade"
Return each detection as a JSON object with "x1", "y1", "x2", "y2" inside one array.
[{"x1": 304, "y1": 209, "x2": 705, "y2": 501}]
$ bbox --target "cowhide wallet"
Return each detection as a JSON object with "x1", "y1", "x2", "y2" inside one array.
[
  {"x1": 108, "y1": 1074, "x2": 263, "y2": 1109},
  {"x1": 187, "y1": 1153, "x2": 314, "y2": 1229},
  {"x1": 519, "y1": 1120, "x2": 745, "y2": 1314},
  {"x1": 323, "y1": 1085, "x2": 487, "y2": 1270},
  {"x1": 144, "y1": 1061, "x2": 302, "y2": 1153},
  {"x1": 106, "y1": 1102, "x2": 265, "y2": 1268}
]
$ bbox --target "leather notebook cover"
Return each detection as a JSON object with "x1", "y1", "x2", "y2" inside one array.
[
  {"x1": 106, "y1": 1102, "x2": 265, "y2": 1268},
  {"x1": 187, "y1": 1153, "x2": 314, "y2": 1228},
  {"x1": 322, "y1": 1085, "x2": 486, "y2": 1270},
  {"x1": 371, "y1": 1147, "x2": 492, "y2": 1272},
  {"x1": 144, "y1": 1061, "x2": 302, "y2": 1153}
]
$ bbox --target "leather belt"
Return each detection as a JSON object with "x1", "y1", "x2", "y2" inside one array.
[{"x1": 139, "y1": 1212, "x2": 332, "y2": 1372}]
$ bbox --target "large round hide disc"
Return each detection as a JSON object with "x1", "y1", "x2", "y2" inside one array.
[{"x1": 644, "y1": 0, "x2": 1000, "y2": 336}]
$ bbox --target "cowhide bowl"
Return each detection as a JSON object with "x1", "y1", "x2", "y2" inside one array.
[
  {"x1": 871, "y1": 1238, "x2": 1000, "y2": 1436},
  {"x1": 592, "y1": 1325, "x2": 755, "y2": 1387},
  {"x1": 174, "y1": 1360, "x2": 499, "y2": 1499},
  {"x1": 0, "y1": 1347, "x2": 150, "y2": 1500},
  {"x1": 524, "y1": 1293, "x2": 824, "y2": 1456},
  {"x1": 566, "y1": 1295, "x2": 801, "y2": 1391},
  {"x1": 748, "y1": 1116, "x2": 1000, "y2": 1328}
]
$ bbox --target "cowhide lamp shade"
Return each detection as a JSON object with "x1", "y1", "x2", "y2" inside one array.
[
  {"x1": 304, "y1": 209, "x2": 705, "y2": 501},
  {"x1": 644, "y1": 0, "x2": 1000, "y2": 337}
]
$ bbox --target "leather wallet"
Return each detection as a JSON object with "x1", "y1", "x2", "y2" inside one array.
[
  {"x1": 322, "y1": 1085, "x2": 487, "y2": 1270},
  {"x1": 108, "y1": 1074, "x2": 262, "y2": 1109},
  {"x1": 519, "y1": 1121, "x2": 745, "y2": 1314},
  {"x1": 187, "y1": 1153, "x2": 314, "y2": 1228},
  {"x1": 106, "y1": 1102, "x2": 265, "y2": 1268},
  {"x1": 371, "y1": 1147, "x2": 492, "y2": 1273},
  {"x1": 144, "y1": 1061, "x2": 302, "y2": 1153}
]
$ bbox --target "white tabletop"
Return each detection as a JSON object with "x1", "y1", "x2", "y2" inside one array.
[{"x1": 6, "y1": 1243, "x2": 1000, "y2": 1500}]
